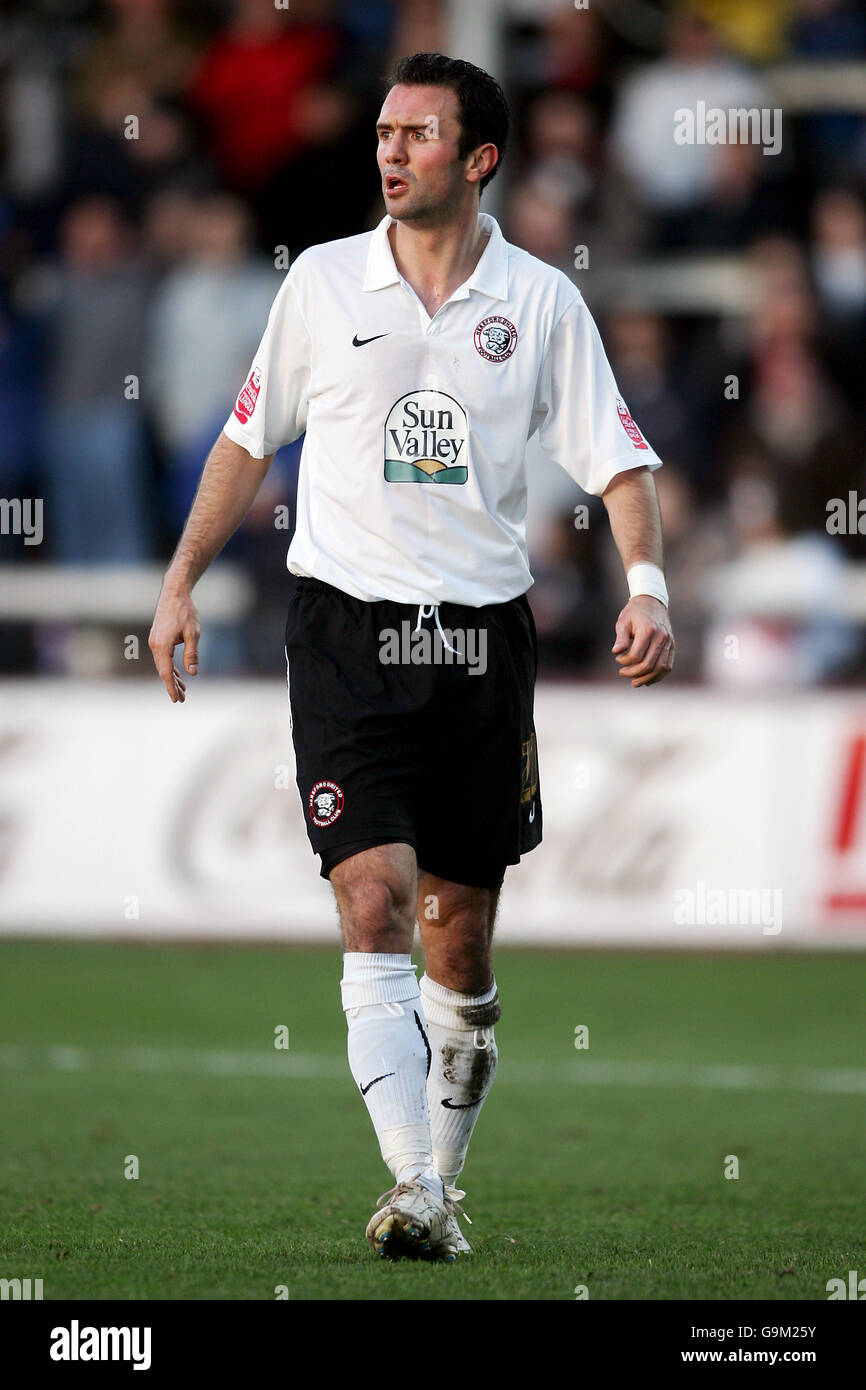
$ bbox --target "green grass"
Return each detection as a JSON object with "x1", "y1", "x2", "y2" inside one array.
[{"x1": 0, "y1": 943, "x2": 864, "y2": 1300}]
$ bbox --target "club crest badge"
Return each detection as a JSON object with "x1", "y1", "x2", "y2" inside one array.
[
  {"x1": 309, "y1": 780, "x2": 345, "y2": 827},
  {"x1": 474, "y1": 315, "x2": 517, "y2": 363}
]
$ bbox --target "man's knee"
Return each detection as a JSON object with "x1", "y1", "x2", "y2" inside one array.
[
  {"x1": 331, "y1": 844, "x2": 417, "y2": 951},
  {"x1": 426, "y1": 884, "x2": 497, "y2": 943},
  {"x1": 421, "y1": 891, "x2": 498, "y2": 993}
]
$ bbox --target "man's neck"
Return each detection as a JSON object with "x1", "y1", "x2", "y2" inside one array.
[{"x1": 388, "y1": 206, "x2": 489, "y2": 318}]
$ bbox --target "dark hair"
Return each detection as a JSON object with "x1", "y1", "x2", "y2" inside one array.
[{"x1": 387, "y1": 52, "x2": 509, "y2": 193}]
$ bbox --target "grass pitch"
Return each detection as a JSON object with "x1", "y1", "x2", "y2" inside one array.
[{"x1": 0, "y1": 942, "x2": 863, "y2": 1301}]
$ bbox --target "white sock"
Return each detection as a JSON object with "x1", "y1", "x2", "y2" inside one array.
[
  {"x1": 341, "y1": 953, "x2": 443, "y2": 1197},
  {"x1": 419, "y1": 974, "x2": 500, "y2": 1187}
]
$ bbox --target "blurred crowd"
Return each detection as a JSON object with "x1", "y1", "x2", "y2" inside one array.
[{"x1": 1, "y1": 0, "x2": 865, "y2": 684}]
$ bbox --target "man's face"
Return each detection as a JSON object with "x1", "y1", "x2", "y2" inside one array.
[{"x1": 376, "y1": 84, "x2": 470, "y2": 225}]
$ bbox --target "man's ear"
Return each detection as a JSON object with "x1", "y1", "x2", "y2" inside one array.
[{"x1": 467, "y1": 143, "x2": 498, "y2": 185}]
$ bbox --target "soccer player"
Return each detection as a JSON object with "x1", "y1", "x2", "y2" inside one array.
[{"x1": 149, "y1": 53, "x2": 674, "y2": 1263}]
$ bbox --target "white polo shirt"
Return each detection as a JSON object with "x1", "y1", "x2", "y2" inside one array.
[{"x1": 223, "y1": 212, "x2": 661, "y2": 607}]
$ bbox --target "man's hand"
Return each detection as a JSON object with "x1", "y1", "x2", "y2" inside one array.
[
  {"x1": 612, "y1": 595, "x2": 674, "y2": 688},
  {"x1": 148, "y1": 581, "x2": 201, "y2": 704}
]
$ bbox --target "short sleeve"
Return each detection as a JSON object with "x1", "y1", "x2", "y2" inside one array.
[
  {"x1": 222, "y1": 272, "x2": 311, "y2": 458},
  {"x1": 533, "y1": 294, "x2": 662, "y2": 495}
]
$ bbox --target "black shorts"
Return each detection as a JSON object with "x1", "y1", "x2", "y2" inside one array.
[{"x1": 284, "y1": 574, "x2": 543, "y2": 890}]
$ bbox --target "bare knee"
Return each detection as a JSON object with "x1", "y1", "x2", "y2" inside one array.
[
  {"x1": 331, "y1": 843, "x2": 417, "y2": 953},
  {"x1": 420, "y1": 888, "x2": 497, "y2": 994}
]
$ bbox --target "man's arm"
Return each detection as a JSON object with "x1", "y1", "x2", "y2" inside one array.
[
  {"x1": 148, "y1": 432, "x2": 273, "y2": 703},
  {"x1": 602, "y1": 465, "x2": 674, "y2": 688}
]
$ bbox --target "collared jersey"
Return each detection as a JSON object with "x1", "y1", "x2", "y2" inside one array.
[{"x1": 223, "y1": 212, "x2": 662, "y2": 606}]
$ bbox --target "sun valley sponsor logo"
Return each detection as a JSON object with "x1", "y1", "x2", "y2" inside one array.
[
  {"x1": 233, "y1": 366, "x2": 262, "y2": 424},
  {"x1": 50, "y1": 1321, "x2": 152, "y2": 1371},
  {"x1": 384, "y1": 390, "x2": 468, "y2": 484},
  {"x1": 616, "y1": 397, "x2": 648, "y2": 449}
]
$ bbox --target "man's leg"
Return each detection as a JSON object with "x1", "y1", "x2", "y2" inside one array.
[
  {"x1": 332, "y1": 842, "x2": 443, "y2": 1199},
  {"x1": 417, "y1": 873, "x2": 502, "y2": 1191}
]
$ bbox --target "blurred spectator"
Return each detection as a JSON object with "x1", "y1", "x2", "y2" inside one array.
[
  {"x1": 812, "y1": 188, "x2": 866, "y2": 319},
  {"x1": 507, "y1": 178, "x2": 576, "y2": 276},
  {"x1": 790, "y1": 0, "x2": 866, "y2": 55},
  {"x1": 609, "y1": 10, "x2": 772, "y2": 248},
  {"x1": 67, "y1": 70, "x2": 201, "y2": 210},
  {"x1": 703, "y1": 475, "x2": 858, "y2": 686},
  {"x1": 788, "y1": 0, "x2": 866, "y2": 180},
  {"x1": 687, "y1": 0, "x2": 789, "y2": 62},
  {"x1": 386, "y1": 0, "x2": 444, "y2": 66},
  {"x1": 145, "y1": 193, "x2": 279, "y2": 529},
  {"x1": 811, "y1": 188, "x2": 866, "y2": 409},
  {"x1": 718, "y1": 237, "x2": 863, "y2": 555},
  {"x1": 2, "y1": 31, "x2": 64, "y2": 205},
  {"x1": 257, "y1": 77, "x2": 381, "y2": 256},
  {"x1": 143, "y1": 186, "x2": 201, "y2": 271},
  {"x1": 0, "y1": 291, "x2": 41, "y2": 514},
  {"x1": 187, "y1": 0, "x2": 340, "y2": 194},
  {"x1": 513, "y1": 90, "x2": 601, "y2": 269},
  {"x1": 67, "y1": 0, "x2": 203, "y2": 210},
  {"x1": 75, "y1": 0, "x2": 200, "y2": 113},
  {"x1": 511, "y1": 2, "x2": 608, "y2": 101},
  {"x1": 40, "y1": 196, "x2": 154, "y2": 563},
  {"x1": 725, "y1": 342, "x2": 862, "y2": 554},
  {"x1": 525, "y1": 90, "x2": 599, "y2": 205}
]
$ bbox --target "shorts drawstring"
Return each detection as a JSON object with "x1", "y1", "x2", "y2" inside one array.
[{"x1": 414, "y1": 603, "x2": 459, "y2": 655}]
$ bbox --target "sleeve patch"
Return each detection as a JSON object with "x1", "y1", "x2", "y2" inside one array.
[
  {"x1": 616, "y1": 397, "x2": 648, "y2": 449},
  {"x1": 234, "y1": 367, "x2": 262, "y2": 425}
]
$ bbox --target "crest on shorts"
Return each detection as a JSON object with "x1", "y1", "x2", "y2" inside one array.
[
  {"x1": 474, "y1": 315, "x2": 517, "y2": 363},
  {"x1": 309, "y1": 780, "x2": 345, "y2": 827},
  {"x1": 233, "y1": 367, "x2": 261, "y2": 424}
]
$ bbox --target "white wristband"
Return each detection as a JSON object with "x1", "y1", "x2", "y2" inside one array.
[{"x1": 627, "y1": 563, "x2": 668, "y2": 607}]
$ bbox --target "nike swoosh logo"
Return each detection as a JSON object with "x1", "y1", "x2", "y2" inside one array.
[
  {"x1": 441, "y1": 1096, "x2": 482, "y2": 1110},
  {"x1": 352, "y1": 333, "x2": 390, "y2": 347},
  {"x1": 360, "y1": 1072, "x2": 395, "y2": 1095}
]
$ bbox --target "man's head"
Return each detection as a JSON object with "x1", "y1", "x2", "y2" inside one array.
[{"x1": 377, "y1": 52, "x2": 510, "y2": 226}]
